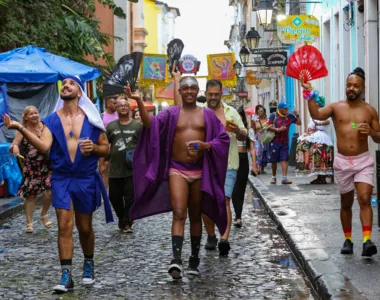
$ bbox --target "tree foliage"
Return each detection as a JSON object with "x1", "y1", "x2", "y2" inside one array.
[{"x1": 0, "y1": 0, "x2": 128, "y2": 75}]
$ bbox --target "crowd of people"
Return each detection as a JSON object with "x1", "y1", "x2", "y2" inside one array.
[{"x1": 3, "y1": 66, "x2": 379, "y2": 293}]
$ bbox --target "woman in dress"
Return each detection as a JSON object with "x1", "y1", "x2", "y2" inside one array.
[
  {"x1": 295, "y1": 97, "x2": 334, "y2": 184},
  {"x1": 9, "y1": 106, "x2": 52, "y2": 233},
  {"x1": 250, "y1": 105, "x2": 269, "y2": 175},
  {"x1": 231, "y1": 107, "x2": 253, "y2": 227}
]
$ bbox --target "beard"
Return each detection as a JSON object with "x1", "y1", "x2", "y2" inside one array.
[
  {"x1": 346, "y1": 92, "x2": 359, "y2": 101},
  {"x1": 60, "y1": 93, "x2": 78, "y2": 101},
  {"x1": 208, "y1": 100, "x2": 220, "y2": 108}
]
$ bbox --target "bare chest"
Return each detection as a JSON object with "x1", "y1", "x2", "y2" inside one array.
[
  {"x1": 333, "y1": 106, "x2": 371, "y2": 127},
  {"x1": 59, "y1": 114, "x2": 85, "y2": 139},
  {"x1": 176, "y1": 111, "x2": 205, "y2": 132}
]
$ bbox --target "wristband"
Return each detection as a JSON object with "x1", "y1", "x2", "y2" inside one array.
[
  {"x1": 303, "y1": 89, "x2": 319, "y2": 101},
  {"x1": 19, "y1": 125, "x2": 24, "y2": 132}
]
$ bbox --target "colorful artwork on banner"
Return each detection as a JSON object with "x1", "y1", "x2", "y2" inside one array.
[
  {"x1": 207, "y1": 53, "x2": 235, "y2": 80},
  {"x1": 207, "y1": 53, "x2": 236, "y2": 87},
  {"x1": 277, "y1": 15, "x2": 320, "y2": 44},
  {"x1": 155, "y1": 80, "x2": 175, "y2": 99},
  {"x1": 140, "y1": 54, "x2": 168, "y2": 86}
]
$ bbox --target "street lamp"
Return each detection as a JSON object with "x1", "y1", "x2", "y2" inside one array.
[
  {"x1": 239, "y1": 46, "x2": 250, "y2": 66},
  {"x1": 255, "y1": 0, "x2": 274, "y2": 30},
  {"x1": 233, "y1": 61, "x2": 242, "y2": 77},
  {"x1": 245, "y1": 27, "x2": 261, "y2": 50}
]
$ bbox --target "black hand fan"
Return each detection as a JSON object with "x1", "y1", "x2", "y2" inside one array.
[
  {"x1": 167, "y1": 39, "x2": 184, "y2": 75},
  {"x1": 103, "y1": 52, "x2": 143, "y2": 96}
]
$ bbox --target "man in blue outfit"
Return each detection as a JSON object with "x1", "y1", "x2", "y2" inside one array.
[
  {"x1": 4, "y1": 76, "x2": 113, "y2": 293},
  {"x1": 266, "y1": 101, "x2": 301, "y2": 184}
]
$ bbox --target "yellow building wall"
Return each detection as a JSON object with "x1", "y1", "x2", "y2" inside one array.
[{"x1": 144, "y1": 0, "x2": 161, "y2": 54}]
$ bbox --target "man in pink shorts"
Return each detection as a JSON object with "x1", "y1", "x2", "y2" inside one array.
[{"x1": 301, "y1": 67, "x2": 380, "y2": 257}]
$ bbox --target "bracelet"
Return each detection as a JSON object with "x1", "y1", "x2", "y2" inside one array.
[
  {"x1": 303, "y1": 89, "x2": 319, "y2": 101},
  {"x1": 19, "y1": 125, "x2": 24, "y2": 132}
]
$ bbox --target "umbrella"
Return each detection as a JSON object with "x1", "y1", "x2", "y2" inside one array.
[{"x1": 245, "y1": 107, "x2": 255, "y2": 116}]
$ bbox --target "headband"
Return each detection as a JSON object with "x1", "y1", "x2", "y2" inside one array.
[
  {"x1": 180, "y1": 77, "x2": 199, "y2": 88},
  {"x1": 62, "y1": 75, "x2": 85, "y2": 91}
]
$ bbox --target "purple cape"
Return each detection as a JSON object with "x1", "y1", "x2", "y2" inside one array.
[{"x1": 131, "y1": 106, "x2": 230, "y2": 235}]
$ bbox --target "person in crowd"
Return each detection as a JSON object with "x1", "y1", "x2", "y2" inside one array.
[
  {"x1": 9, "y1": 106, "x2": 52, "y2": 233},
  {"x1": 173, "y1": 71, "x2": 247, "y2": 256},
  {"x1": 302, "y1": 67, "x2": 379, "y2": 257},
  {"x1": 295, "y1": 95, "x2": 333, "y2": 183},
  {"x1": 231, "y1": 106, "x2": 252, "y2": 228},
  {"x1": 269, "y1": 100, "x2": 278, "y2": 114},
  {"x1": 251, "y1": 105, "x2": 269, "y2": 175},
  {"x1": 128, "y1": 78, "x2": 229, "y2": 279},
  {"x1": 107, "y1": 98, "x2": 142, "y2": 233},
  {"x1": 99, "y1": 95, "x2": 118, "y2": 190},
  {"x1": 4, "y1": 76, "x2": 113, "y2": 293},
  {"x1": 101, "y1": 95, "x2": 118, "y2": 127},
  {"x1": 132, "y1": 109, "x2": 141, "y2": 122},
  {"x1": 267, "y1": 102, "x2": 302, "y2": 184}
]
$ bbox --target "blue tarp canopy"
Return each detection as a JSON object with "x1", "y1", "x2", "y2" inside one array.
[{"x1": 0, "y1": 45, "x2": 101, "y2": 83}]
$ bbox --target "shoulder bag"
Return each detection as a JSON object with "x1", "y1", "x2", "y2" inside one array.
[{"x1": 117, "y1": 122, "x2": 134, "y2": 169}]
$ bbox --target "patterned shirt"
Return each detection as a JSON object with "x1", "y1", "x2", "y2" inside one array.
[
  {"x1": 198, "y1": 102, "x2": 246, "y2": 170},
  {"x1": 266, "y1": 112, "x2": 296, "y2": 145}
]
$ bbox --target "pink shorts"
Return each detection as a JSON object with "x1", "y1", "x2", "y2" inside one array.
[
  {"x1": 333, "y1": 151, "x2": 374, "y2": 194},
  {"x1": 168, "y1": 160, "x2": 202, "y2": 184}
]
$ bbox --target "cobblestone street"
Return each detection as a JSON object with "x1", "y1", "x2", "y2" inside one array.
[{"x1": 0, "y1": 188, "x2": 315, "y2": 299}]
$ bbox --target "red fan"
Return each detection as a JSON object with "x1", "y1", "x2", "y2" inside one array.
[{"x1": 286, "y1": 45, "x2": 328, "y2": 82}]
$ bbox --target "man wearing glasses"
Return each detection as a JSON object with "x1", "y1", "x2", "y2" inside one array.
[{"x1": 106, "y1": 97, "x2": 142, "y2": 233}]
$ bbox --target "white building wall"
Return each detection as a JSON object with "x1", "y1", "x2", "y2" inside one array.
[{"x1": 114, "y1": 0, "x2": 129, "y2": 60}]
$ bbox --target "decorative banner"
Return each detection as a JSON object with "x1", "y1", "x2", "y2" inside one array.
[
  {"x1": 246, "y1": 71, "x2": 262, "y2": 85},
  {"x1": 140, "y1": 53, "x2": 168, "y2": 87},
  {"x1": 167, "y1": 39, "x2": 184, "y2": 75},
  {"x1": 179, "y1": 54, "x2": 201, "y2": 74},
  {"x1": 277, "y1": 15, "x2": 320, "y2": 44},
  {"x1": 207, "y1": 53, "x2": 237, "y2": 88},
  {"x1": 155, "y1": 79, "x2": 175, "y2": 100},
  {"x1": 262, "y1": 51, "x2": 288, "y2": 67}
]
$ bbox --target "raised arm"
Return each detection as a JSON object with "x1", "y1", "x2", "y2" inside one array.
[
  {"x1": 125, "y1": 85, "x2": 151, "y2": 129},
  {"x1": 301, "y1": 79, "x2": 333, "y2": 121},
  {"x1": 171, "y1": 63, "x2": 182, "y2": 106},
  {"x1": 4, "y1": 115, "x2": 52, "y2": 153}
]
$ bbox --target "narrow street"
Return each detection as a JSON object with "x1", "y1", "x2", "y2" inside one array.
[{"x1": 0, "y1": 187, "x2": 315, "y2": 299}]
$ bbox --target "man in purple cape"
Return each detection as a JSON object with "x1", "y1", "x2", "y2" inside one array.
[{"x1": 128, "y1": 77, "x2": 229, "y2": 279}]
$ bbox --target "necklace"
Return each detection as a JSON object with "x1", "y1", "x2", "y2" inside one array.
[
  {"x1": 277, "y1": 110, "x2": 287, "y2": 118},
  {"x1": 63, "y1": 109, "x2": 81, "y2": 138}
]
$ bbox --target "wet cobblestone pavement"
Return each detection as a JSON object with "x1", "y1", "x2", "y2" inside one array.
[{"x1": 0, "y1": 188, "x2": 315, "y2": 299}]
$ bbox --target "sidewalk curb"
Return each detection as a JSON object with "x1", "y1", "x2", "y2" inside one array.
[
  {"x1": 0, "y1": 197, "x2": 24, "y2": 224},
  {"x1": 248, "y1": 175, "x2": 366, "y2": 300}
]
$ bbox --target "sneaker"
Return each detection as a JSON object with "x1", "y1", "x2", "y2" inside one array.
[
  {"x1": 187, "y1": 255, "x2": 200, "y2": 276},
  {"x1": 362, "y1": 240, "x2": 378, "y2": 257},
  {"x1": 168, "y1": 258, "x2": 183, "y2": 280},
  {"x1": 340, "y1": 239, "x2": 354, "y2": 254},
  {"x1": 218, "y1": 239, "x2": 231, "y2": 256},
  {"x1": 204, "y1": 234, "x2": 218, "y2": 250},
  {"x1": 122, "y1": 225, "x2": 133, "y2": 234},
  {"x1": 82, "y1": 260, "x2": 96, "y2": 285},
  {"x1": 234, "y1": 219, "x2": 242, "y2": 228},
  {"x1": 53, "y1": 269, "x2": 74, "y2": 293}
]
